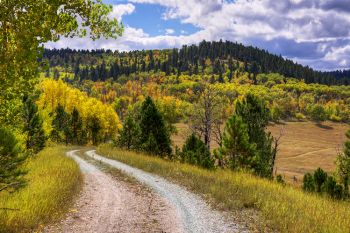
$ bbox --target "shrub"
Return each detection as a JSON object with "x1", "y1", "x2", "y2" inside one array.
[
  {"x1": 323, "y1": 175, "x2": 337, "y2": 197},
  {"x1": 302, "y1": 173, "x2": 315, "y2": 192},
  {"x1": 295, "y1": 112, "x2": 306, "y2": 121},
  {"x1": 329, "y1": 114, "x2": 341, "y2": 122},
  {"x1": 307, "y1": 105, "x2": 327, "y2": 122},
  {"x1": 313, "y1": 168, "x2": 328, "y2": 193},
  {"x1": 276, "y1": 174, "x2": 285, "y2": 185}
]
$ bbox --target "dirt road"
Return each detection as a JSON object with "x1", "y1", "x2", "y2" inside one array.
[
  {"x1": 86, "y1": 150, "x2": 242, "y2": 233},
  {"x1": 44, "y1": 150, "x2": 182, "y2": 233},
  {"x1": 45, "y1": 150, "x2": 243, "y2": 233}
]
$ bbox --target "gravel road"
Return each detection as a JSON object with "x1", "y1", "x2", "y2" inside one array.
[
  {"x1": 86, "y1": 150, "x2": 243, "y2": 233},
  {"x1": 44, "y1": 150, "x2": 182, "y2": 233}
]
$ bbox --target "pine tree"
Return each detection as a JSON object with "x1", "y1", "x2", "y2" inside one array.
[
  {"x1": 314, "y1": 167, "x2": 328, "y2": 193},
  {"x1": 139, "y1": 96, "x2": 172, "y2": 156},
  {"x1": 337, "y1": 130, "x2": 350, "y2": 196},
  {"x1": 87, "y1": 116, "x2": 101, "y2": 145},
  {"x1": 235, "y1": 93, "x2": 275, "y2": 178},
  {"x1": 216, "y1": 115, "x2": 256, "y2": 169},
  {"x1": 51, "y1": 105, "x2": 71, "y2": 144},
  {"x1": 0, "y1": 127, "x2": 25, "y2": 192},
  {"x1": 117, "y1": 115, "x2": 141, "y2": 150},
  {"x1": 23, "y1": 96, "x2": 46, "y2": 153},
  {"x1": 70, "y1": 107, "x2": 85, "y2": 145},
  {"x1": 181, "y1": 133, "x2": 214, "y2": 168}
]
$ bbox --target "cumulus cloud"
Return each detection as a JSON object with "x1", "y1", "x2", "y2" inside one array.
[
  {"x1": 47, "y1": 0, "x2": 350, "y2": 70},
  {"x1": 165, "y1": 28, "x2": 175, "y2": 35},
  {"x1": 109, "y1": 3, "x2": 135, "y2": 21}
]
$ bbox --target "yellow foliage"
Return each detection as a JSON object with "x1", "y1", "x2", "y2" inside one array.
[{"x1": 37, "y1": 79, "x2": 122, "y2": 137}]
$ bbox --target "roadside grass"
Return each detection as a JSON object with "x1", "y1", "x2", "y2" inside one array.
[
  {"x1": 0, "y1": 146, "x2": 82, "y2": 233},
  {"x1": 98, "y1": 144, "x2": 350, "y2": 233}
]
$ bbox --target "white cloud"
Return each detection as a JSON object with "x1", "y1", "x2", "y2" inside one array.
[
  {"x1": 109, "y1": 3, "x2": 135, "y2": 22},
  {"x1": 165, "y1": 28, "x2": 175, "y2": 35},
  {"x1": 47, "y1": 0, "x2": 350, "y2": 70}
]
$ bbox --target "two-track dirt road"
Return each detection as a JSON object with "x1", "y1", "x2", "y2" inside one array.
[{"x1": 44, "y1": 150, "x2": 244, "y2": 233}]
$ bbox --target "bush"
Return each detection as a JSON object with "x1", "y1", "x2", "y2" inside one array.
[
  {"x1": 302, "y1": 173, "x2": 315, "y2": 192},
  {"x1": 307, "y1": 105, "x2": 327, "y2": 122},
  {"x1": 329, "y1": 114, "x2": 341, "y2": 122},
  {"x1": 323, "y1": 175, "x2": 337, "y2": 197},
  {"x1": 295, "y1": 112, "x2": 306, "y2": 121},
  {"x1": 313, "y1": 168, "x2": 328, "y2": 193},
  {"x1": 276, "y1": 174, "x2": 285, "y2": 185}
]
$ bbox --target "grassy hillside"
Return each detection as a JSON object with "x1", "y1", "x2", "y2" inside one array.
[
  {"x1": 0, "y1": 147, "x2": 82, "y2": 233},
  {"x1": 98, "y1": 144, "x2": 350, "y2": 233},
  {"x1": 173, "y1": 121, "x2": 348, "y2": 185}
]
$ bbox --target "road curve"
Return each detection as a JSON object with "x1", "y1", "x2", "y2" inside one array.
[
  {"x1": 44, "y1": 150, "x2": 182, "y2": 233},
  {"x1": 86, "y1": 150, "x2": 243, "y2": 233}
]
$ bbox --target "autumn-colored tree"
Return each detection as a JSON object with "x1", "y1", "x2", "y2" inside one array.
[{"x1": 0, "y1": 0, "x2": 123, "y2": 127}]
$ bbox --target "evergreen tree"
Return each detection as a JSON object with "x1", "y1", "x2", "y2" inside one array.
[
  {"x1": 303, "y1": 172, "x2": 315, "y2": 192},
  {"x1": 117, "y1": 115, "x2": 141, "y2": 150},
  {"x1": 51, "y1": 105, "x2": 71, "y2": 144},
  {"x1": 337, "y1": 130, "x2": 350, "y2": 196},
  {"x1": 314, "y1": 167, "x2": 328, "y2": 193},
  {"x1": 70, "y1": 107, "x2": 85, "y2": 145},
  {"x1": 23, "y1": 96, "x2": 46, "y2": 153},
  {"x1": 87, "y1": 116, "x2": 101, "y2": 145},
  {"x1": 139, "y1": 96, "x2": 172, "y2": 156},
  {"x1": 181, "y1": 133, "x2": 214, "y2": 168},
  {"x1": 216, "y1": 115, "x2": 256, "y2": 169},
  {"x1": 235, "y1": 94, "x2": 275, "y2": 177},
  {"x1": 0, "y1": 127, "x2": 25, "y2": 192}
]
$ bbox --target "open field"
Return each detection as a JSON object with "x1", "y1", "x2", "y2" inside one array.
[
  {"x1": 173, "y1": 121, "x2": 349, "y2": 184},
  {"x1": 98, "y1": 144, "x2": 350, "y2": 233},
  {"x1": 0, "y1": 147, "x2": 82, "y2": 233}
]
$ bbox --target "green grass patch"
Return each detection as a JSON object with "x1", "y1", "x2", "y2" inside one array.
[
  {"x1": 0, "y1": 146, "x2": 82, "y2": 233},
  {"x1": 98, "y1": 144, "x2": 350, "y2": 233}
]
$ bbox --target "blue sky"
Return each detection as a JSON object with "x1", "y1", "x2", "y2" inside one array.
[{"x1": 47, "y1": 0, "x2": 350, "y2": 71}]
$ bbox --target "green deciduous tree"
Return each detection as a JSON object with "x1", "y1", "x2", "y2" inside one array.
[
  {"x1": 23, "y1": 96, "x2": 46, "y2": 153},
  {"x1": 139, "y1": 97, "x2": 172, "y2": 156},
  {"x1": 0, "y1": 0, "x2": 123, "y2": 128}
]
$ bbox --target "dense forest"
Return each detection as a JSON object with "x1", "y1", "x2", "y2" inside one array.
[{"x1": 43, "y1": 40, "x2": 350, "y2": 85}]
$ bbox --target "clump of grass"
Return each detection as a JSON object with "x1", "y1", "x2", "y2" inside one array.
[
  {"x1": 98, "y1": 144, "x2": 350, "y2": 233},
  {"x1": 0, "y1": 146, "x2": 82, "y2": 233}
]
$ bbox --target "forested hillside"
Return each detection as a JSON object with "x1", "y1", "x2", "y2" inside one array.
[
  {"x1": 41, "y1": 41, "x2": 350, "y2": 124},
  {"x1": 43, "y1": 40, "x2": 350, "y2": 85}
]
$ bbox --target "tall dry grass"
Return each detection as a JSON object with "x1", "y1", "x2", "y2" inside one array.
[
  {"x1": 98, "y1": 144, "x2": 350, "y2": 233},
  {"x1": 0, "y1": 146, "x2": 82, "y2": 233}
]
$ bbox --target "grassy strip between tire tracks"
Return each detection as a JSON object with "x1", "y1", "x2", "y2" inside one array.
[
  {"x1": 0, "y1": 146, "x2": 82, "y2": 233},
  {"x1": 98, "y1": 144, "x2": 350, "y2": 233}
]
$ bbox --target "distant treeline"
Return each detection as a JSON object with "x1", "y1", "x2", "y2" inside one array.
[{"x1": 43, "y1": 40, "x2": 350, "y2": 85}]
